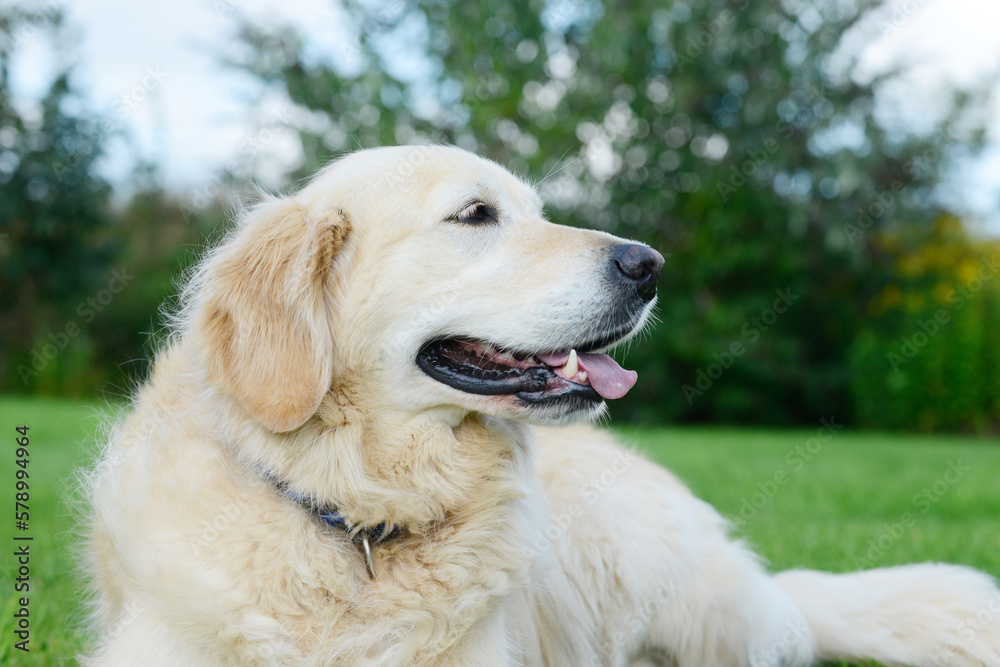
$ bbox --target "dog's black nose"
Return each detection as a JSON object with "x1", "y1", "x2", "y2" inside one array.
[{"x1": 612, "y1": 244, "x2": 664, "y2": 301}]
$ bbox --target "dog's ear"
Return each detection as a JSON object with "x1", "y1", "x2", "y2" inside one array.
[{"x1": 192, "y1": 198, "x2": 350, "y2": 432}]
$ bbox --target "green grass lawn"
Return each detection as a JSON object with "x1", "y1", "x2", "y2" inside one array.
[
  {"x1": 1, "y1": 397, "x2": 116, "y2": 666},
  {"x1": 1, "y1": 397, "x2": 998, "y2": 665},
  {"x1": 620, "y1": 424, "x2": 1000, "y2": 577}
]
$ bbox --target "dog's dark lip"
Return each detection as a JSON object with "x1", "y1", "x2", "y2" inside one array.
[{"x1": 416, "y1": 337, "x2": 611, "y2": 405}]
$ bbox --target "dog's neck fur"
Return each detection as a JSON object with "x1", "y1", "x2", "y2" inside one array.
[
  {"x1": 145, "y1": 341, "x2": 537, "y2": 533},
  {"x1": 217, "y1": 376, "x2": 536, "y2": 532}
]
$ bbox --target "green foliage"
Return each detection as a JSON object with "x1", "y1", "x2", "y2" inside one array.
[
  {"x1": 0, "y1": 7, "x2": 225, "y2": 396},
  {"x1": 0, "y1": 9, "x2": 116, "y2": 392},
  {"x1": 2, "y1": 1, "x2": 996, "y2": 434},
  {"x1": 986, "y1": 286, "x2": 1000, "y2": 422},
  {"x1": 82, "y1": 182, "x2": 227, "y2": 396},
  {"x1": 224, "y1": 0, "x2": 990, "y2": 426},
  {"x1": 849, "y1": 218, "x2": 1000, "y2": 432}
]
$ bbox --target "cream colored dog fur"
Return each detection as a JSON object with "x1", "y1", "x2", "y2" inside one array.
[{"x1": 84, "y1": 145, "x2": 1000, "y2": 666}]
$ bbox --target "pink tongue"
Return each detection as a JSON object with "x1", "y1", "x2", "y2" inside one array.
[{"x1": 538, "y1": 352, "x2": 638, "y2": 400}]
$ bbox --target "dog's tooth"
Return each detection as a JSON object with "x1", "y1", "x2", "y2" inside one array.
[
  {"x1": 578, "y1": 370, "x2": 588, "y2": 382},
  {"x1": 563, "y1": 349, "x2": 578, "y2": 378},
  {"x1": 482, "y1": 343, "x2": 496, "y2": 355},
  {"x1": 525, "y1": 356, "x2": 536, "y2": 364}
]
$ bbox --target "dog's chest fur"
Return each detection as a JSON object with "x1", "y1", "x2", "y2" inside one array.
[{"x1": 90, "y1": 355, "x2": 559, "y2": 665}]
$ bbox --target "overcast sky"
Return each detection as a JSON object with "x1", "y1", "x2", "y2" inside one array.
[{"x1": 9, "y1": 0, "x2": 1000, "y2": 233}]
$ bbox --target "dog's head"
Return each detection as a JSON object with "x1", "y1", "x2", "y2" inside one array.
[{"x1": 186, "y1": 146, "x2": 662, "y2": 431}]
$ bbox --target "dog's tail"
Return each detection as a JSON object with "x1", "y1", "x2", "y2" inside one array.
[{"x1": 774, "y1": 563, "x2": 1000, "y2": 667}]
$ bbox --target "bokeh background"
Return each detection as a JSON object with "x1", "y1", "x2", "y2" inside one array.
[
  {"x1": 3, "y1": 3, "x2": 1000, "y2": 662},
  {"x1": 2, "y1": 0, "x2": 1000, "y2": 434}
]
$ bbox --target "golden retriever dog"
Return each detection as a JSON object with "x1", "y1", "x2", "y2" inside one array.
[{"x1": 84, "y1": 145, "x2": 1000, "y2": 666}]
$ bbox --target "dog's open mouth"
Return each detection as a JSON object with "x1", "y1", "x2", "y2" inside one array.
[{"x1": 416, "y1": 338, "x2": 638, "y2": 404}]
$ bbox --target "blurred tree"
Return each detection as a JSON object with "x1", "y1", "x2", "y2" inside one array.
[
  {"x1": 850, "y1": 216, "x2": 1000, "y2": 432},
  {"x1": 0, "y1": 6, "x2": 117, "y2": 392},
  {"x1": 89, "y1": 177, "x2": 227, "y2": 397},
  {"x1": 223, "y1": 0, "x2": 992, "y2": 426},
  {"x1": 0, "y1": 9, "x2": 224, "y2": 396}
]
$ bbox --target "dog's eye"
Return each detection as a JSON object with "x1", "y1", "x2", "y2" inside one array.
[{"x1": 454, "y1": 202, "x2": 498, "y2": 225}]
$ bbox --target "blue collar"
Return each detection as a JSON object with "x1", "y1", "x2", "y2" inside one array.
[{"x1": 265, "y1": 472, "x2": 405, "y2": 547}]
